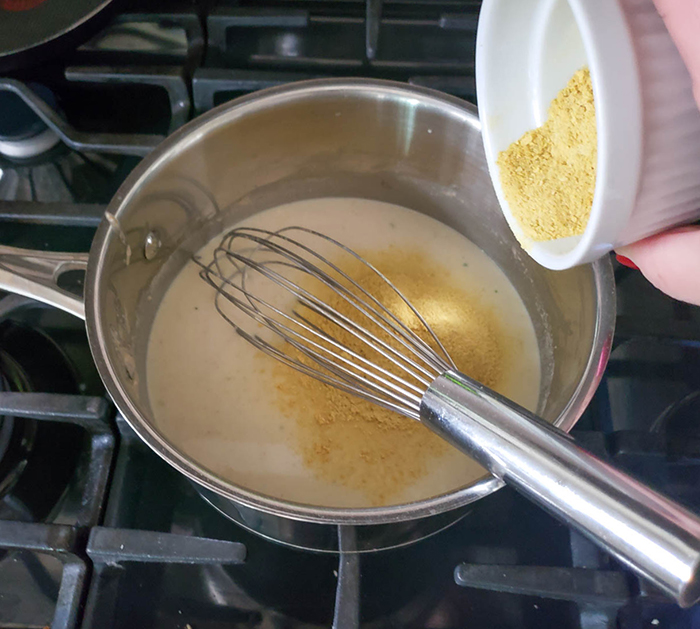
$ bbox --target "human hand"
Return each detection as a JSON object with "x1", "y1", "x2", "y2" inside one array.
[{"x1": 615, "y1": 0, "x2": 700, "y2": 306}]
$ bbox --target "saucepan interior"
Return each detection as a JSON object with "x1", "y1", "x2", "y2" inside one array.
[{"x1": 86, "y1": 79, "x2": 614, "y2": 538}]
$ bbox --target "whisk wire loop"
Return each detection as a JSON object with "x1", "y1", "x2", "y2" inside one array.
[
  {"x1": 227, "y1": 227, "x2": 453, "y2": 374},
  {"x1": 196, "y1": 226, "x2": 456, "y2": 418}
]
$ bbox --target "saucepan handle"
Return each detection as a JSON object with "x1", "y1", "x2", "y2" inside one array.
[
  {"x1": 421, "y1": 370, "x2": 700, "y2": 608},
  {"x1": 0, "y1": 245, "x2": 88, "y2": 320}
]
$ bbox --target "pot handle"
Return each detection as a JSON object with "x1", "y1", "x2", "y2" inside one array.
[
  {"x1": 421, "y1": 370, "x2": 700, "y2": 608},
  {"x1": 0, "y1": 245, "x2": 88, "y2": 320}
]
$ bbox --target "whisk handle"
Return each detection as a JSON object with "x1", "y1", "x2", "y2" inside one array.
[{"x1": 421, "y1": 370, "x2": 700, "y2": 608}]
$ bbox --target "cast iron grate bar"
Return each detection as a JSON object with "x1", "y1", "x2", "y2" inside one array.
[
  {"x1": 439, "y1": 12, "x2": 478, "y2": 30},
  {"x1": 365, "y1": 0, "x2": 383, "y2": 59},
  {"x1": 65, "y1": 66, "x2": 191, "y2": 132},
  {"x1": 192, "y1": 68, "x2": 324, "y2": 113},
  {"x1": 0, "y1": 79, "x2": 164, "y2": 157},
  {"x1": 454, "y1": 564, "x2": 633, "y2": 605},
  {"x1": 87, "y1": 527, "x2": 246, "y2": 564},
  {"x1": 0, "y1": 393, "x2": 108, "y2": 425},
  {"x1": 0, "y1": 392, "x2": 114, "y2": 528},
  {"x1": 0, "y1": 201, "x2": 105, "y2": 227},
  {"x1": 332, "y1": 526, "x2": 360, "y2": 629},
  {"x1": 205, "y1": 3, "x2": 479, "y2": 73},
  {"x1": 208, "y1": 6, "x2": 310, "y2": 58},
  {"x1": 105, "y1": 11, "x2": 205, "y2": 66},
  {"x1": 0, "y1": 521, "x2": 86, "y2": 629},
  {"x1": 408, "y1": 75, "x2": 475, "y2": 100}
]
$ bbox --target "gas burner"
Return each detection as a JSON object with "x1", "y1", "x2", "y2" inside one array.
[
  {"x1": 0, "y1": 86, "x2": 60, "y2": 160},
  {"x1": 0, "y1": 84, "x2": 129, "y2": 204},
  {"x1": 0, "y1": 147, "x2": 126, "y2": 203},
  {"x1": 0, "y1": 295, "x2": 87, "y2": 522},
  {"x1": 0, "y1": 125, "x2": 59, "y2": 160},
  {"x1": 0, "y1": 353, "x2": 35, "y2": 509},
  {"x1": 0, "y1": 84, "x2": 131, "y2": 202}
]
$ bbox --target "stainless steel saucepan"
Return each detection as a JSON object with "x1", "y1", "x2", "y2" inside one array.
[{"x1": 2, "y1": 80, "x2": 679, "y2": 598}]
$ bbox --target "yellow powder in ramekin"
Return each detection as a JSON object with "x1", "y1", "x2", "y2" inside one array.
[{"x1": 497, "y1": 68, "x2": 597, "y2": 241}]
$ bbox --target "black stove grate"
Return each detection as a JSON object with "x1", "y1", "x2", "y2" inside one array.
[{"x1": 0, "y1": 391, "x2": 113, "y2": 629}]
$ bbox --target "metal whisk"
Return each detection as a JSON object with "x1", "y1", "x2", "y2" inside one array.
[
  {"x1": 197, "y1": 225, "x2": 700, "y2": 608},
  {"x1": 196, "y1": 225, "x2": 457, "y2": 420}
]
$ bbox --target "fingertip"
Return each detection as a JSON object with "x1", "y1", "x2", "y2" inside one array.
[
  {"x1": 616, "y1": 226, "x2": 700, "y2": 306},
  {"x1": 615, "y1": 254, "x2": 639, "y2": 270}
]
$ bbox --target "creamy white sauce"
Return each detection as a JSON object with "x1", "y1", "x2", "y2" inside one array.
[{"x1": 146, "y1": 198, "x2": 541, "y2": 507}]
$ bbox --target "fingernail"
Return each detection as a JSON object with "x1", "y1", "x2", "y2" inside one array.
[{"x1": 616, "y1": 254, "x2": 639, "y2": 270}]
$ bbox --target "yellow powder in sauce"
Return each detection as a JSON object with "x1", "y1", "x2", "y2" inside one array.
[
  {"x1": 497, "y1": 67, "x2": 597, "y2": 241},
  {"x1": 270, "y1": 247, "x2": 507, "y2": 506}
]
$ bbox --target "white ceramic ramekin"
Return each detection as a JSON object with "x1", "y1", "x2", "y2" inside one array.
[{"x1": 476, "y1": 0, "x2": 700, "y2": 270}]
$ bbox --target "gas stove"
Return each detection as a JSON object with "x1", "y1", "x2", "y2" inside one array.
[{"x1": 1, "y1": 1, "x2": 700, "y2": 628}]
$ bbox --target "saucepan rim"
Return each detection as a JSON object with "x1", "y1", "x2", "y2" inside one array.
[{"x1": 84, "y1": 78, "x2": 616, "y2": 525}]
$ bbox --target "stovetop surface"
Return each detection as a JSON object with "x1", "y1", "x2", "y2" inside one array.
[{"x1": 1, "y1": 1, "x2": 700, "y2": 628}]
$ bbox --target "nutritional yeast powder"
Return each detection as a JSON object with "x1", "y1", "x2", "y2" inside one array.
[
  {"x1": 497, "y1": 68, "x2": 597, "y2": 241},
  {"x1": 271, "y1": 248, "x2": 506, "y2": 506}
]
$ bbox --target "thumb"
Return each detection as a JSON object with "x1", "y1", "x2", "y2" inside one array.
[{"x1": 617, "y1": 226, "x2": 700, "y2": 306}]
